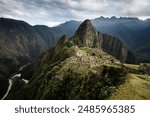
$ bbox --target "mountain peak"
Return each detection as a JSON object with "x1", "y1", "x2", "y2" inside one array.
[
  {"x1": 74, "y1": 19, "x2": 99, "y2": 48},
  {"x1": 82, "y1": 19, "x2": 92, "y2": 25},
  {"x1": 77, "y1": 19, "x2": 93, "y2": 31}
]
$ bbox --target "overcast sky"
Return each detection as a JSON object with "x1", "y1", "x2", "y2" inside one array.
[{"x1": 0, "y1": 0, "x2": 150, "y2": 26}]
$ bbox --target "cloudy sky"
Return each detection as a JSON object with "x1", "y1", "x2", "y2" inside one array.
[{"x1": 0, "y1": 0, "x2": 150, "y2": 26}]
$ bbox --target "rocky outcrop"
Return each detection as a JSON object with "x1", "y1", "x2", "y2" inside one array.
[
  {"x1": 101, "y1": 34, "x2": 136, "y2": 63},
  {"x1": 74, "y1": 19, "x2": 100, "y2": 48}
]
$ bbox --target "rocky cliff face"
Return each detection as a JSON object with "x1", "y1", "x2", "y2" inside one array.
[{"x1": 73, "y1": 19, "x2": 135, "y2": 63}]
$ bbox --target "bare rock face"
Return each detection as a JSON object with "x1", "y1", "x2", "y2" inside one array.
[{"x1": 100, "y1": 34, "x2": 127, "y2": 63}]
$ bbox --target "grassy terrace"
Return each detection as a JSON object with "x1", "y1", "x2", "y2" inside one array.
[{"x1": 123, "y1": 64, "x2": 139, "y2": 70}]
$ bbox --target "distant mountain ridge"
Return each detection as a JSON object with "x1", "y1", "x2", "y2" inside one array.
[{"x1": 92, "y1": 17, "x2": 150, "y2": 59}]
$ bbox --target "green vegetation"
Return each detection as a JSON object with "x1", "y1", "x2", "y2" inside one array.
[
  {"x1": 110, "y1": 73, "x2": 150, "y2": 100},
  {"x1": 37, "y1": 63, "x2": 126, "y2": 100}
]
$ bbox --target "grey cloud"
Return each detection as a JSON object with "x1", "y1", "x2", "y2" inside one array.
[{"x1": 0, "y1": 0, "x2": 150, "y2": 26}]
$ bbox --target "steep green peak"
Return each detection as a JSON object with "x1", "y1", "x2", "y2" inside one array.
[
  {"x1": 74, "y1": 19, "x2": 98, "y2": 48},
  {"x1": 75, "y1": 19, "x2": 95, "y2": 36},
  {"x1": 81, "y1": 19, "x2": 92, "y2": 26}
]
